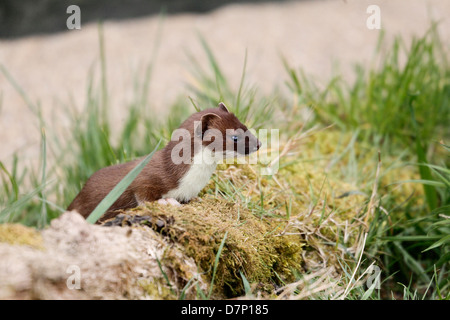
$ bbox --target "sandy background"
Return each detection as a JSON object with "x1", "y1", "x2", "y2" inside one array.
[{"x1": 1, "y1": 0, "x2": 449, "y2": 165}]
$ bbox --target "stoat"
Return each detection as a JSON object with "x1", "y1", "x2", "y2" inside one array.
[{"x1": 67, "y1": 103, "x2": 261, "y2": 222}]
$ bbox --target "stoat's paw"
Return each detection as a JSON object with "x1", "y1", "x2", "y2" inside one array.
[{"x1": 158, "y1": 198, "x2": 181, "y2": 207}]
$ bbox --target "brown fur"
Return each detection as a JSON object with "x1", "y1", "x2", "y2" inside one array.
[{"x1": 67, "y1": 103, "x2": 260, "y2": 223}]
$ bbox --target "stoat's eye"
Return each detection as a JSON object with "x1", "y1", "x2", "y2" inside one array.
[{"x1": 231, "y1": 135, "x2": 239, "y2": 142}]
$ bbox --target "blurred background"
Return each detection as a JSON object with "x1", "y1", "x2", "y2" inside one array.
[
  {"x1": 0, "y1": 0, "x2": 295, "y2": 38},
  {"x1": 0, "y1": 0, "x2": 449, "y2": 162}
]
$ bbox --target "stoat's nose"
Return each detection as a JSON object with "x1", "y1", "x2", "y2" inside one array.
[{"x1": 253, "y1": 140, "x2": 262, "y2": 152}]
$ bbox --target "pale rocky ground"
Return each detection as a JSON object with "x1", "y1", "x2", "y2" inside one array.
[
  {"x1": 1, "y1": 0, "x2": 449, "y2": 165},
  {"x1": 0, "y1": 211, "x2": 205, "y2": 299}
]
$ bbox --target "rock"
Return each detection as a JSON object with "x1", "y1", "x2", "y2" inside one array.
[{"x1": 0, "y1": 211, "x2": 205, "y2": 299}]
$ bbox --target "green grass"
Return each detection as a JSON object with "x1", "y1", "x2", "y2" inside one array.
[
  {"x1": 284, "y1": 25, "x2": 449, "y2": 153},
  {"x1": 0, "y1": 22, "x2": 449, "y2": 299},
  {"x1": 85, "y1": 140, "x2": 161, "y2": 224}
]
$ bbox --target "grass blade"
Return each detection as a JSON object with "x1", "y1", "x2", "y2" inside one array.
[
  {"x1": 423, "y1": 234, "x2": 450, "y2": 252},
  {"x1": 409, "y1": 101, "x2": 438, "y2": 210},
  {"x1": 39, "y1": 127, "x2": 48, "y2": 228},
  {"x1": 86, "y1": 140, "x2": 161, "y2": 224},
  {"x1": 0, "y1": 161, "x2": 19, "y2": 201},
  {"x1": 208, "y1": 231, "x2": 228, "y2": 299},
  {"x1": 156, "y1": 256, "x2": 176, "y2": 296},
  {"x1": 0, "y1": 182, "x2": 49, "y2": 223},
  {"x1": 393, "y1": 241, "x2": 430, "y2": 284},
  {"x1": 240, "y1": 270, "x2": 252, "y2": 296}
]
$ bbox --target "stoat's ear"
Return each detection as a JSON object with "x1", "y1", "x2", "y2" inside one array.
[
  {"x1": 196, "y1": 113, "x2": 221, "y2": 138},
  {"x1": 218, "y1": 102, "x2": 230, "y2": 113}
]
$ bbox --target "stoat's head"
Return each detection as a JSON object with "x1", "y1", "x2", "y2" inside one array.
[
  {"x1": 170, "y1": 103, "x2": 261, "y2": 165},
  {"x1": 197, "y1": 103, "x2": 261, "y2": 158}
]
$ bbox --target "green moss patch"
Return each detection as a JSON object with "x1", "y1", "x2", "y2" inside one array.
[
  {"x1": 0, "y1": 223, "x2": 44, "y2": 249},
  {"x1": 102, "y1": 129, "x2": 423, "y2": 299},
  {"x1": 106, "y1": 197, "x2": 304, "y2": 298}
]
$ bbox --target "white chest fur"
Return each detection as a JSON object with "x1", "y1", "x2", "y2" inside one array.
[{"x1": 163, "y1": 147, "x2": 217, "y2": 202}]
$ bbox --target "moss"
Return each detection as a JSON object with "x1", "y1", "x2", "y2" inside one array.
[
  {"x1": 121, "y1": 197, "x2": 304, "y2": 298},
  {"x1": 110, "y1": 128, "x2": 422, "y2": 299},
  {"x1": 0, "y1": 223, "x2": 44, "y2": 249},
  {"x1": 117, "y1": 133, "x2": 370, "y2": 298},
  {"x1": 138, "y1": 277, "x2": 178, "y2": 300}
]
